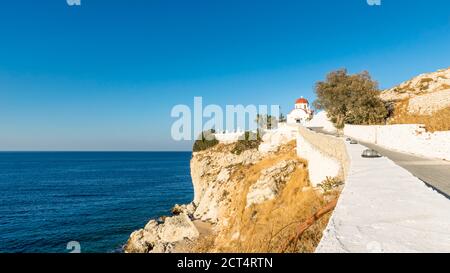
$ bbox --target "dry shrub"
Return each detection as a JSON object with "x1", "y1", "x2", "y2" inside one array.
[
  {"x1": 200, "y1": 142, "x2": 335, "y2": 253},
  {"x1": 419, "y1": 77, "x2": 433, "y2": 83},
  {"x1": 440, "y1": 83, "x2": 450, "y2": 90},
  {"x1": 389, "y1": 100, "x2": 450, "y2": 132},
  {"x1": 318, "y1": 177, "x2": 344, "y2": 193},
  {"x1": 193, "y1": 130, "x2": 219, "y2": 152},
  {"x1": 190, "y1": 235, "x2": 217, "y2": 253},
  {"x1": 231, "y1": 131, "x2": 262, "y2": 155}
]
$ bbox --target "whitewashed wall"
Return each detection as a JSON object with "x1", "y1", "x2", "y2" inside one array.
[
  {"x1": 214, "y1": 132, "x2": 245, "y2": 144},
  {"x1": 344, "y1": 124, "x2": 450, "y2": 161},
  {"x1": 296, "y1": 126, "x2": 349, "y2": 187},
  {"x1": 343, "y1": 125, "x2": 378, "y2": 143},
  {"x1": 297, "y1": 134, "x2": 341, "y2": 187},
  {"x1": 305, "y1": 111, "x2": 337, "y2": 134}
]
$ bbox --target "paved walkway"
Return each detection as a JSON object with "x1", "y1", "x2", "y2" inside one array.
[
  {"x1": 309, "y1": 127, "x2": 450, "y2": 198},
  {"x1": 316, "y1": 142, "x2": 450, "y2": 253},
  {"x1": 359, "y1": 141, "x2": 450, "y2": 198}
]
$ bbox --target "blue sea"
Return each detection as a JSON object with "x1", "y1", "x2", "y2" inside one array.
[{"x1": 0, "y1": 152, "x2": 193, "y2": 253}]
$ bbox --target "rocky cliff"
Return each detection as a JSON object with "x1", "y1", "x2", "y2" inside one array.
[
  {"x1": 380, "y1": 67, "x2": 450, "y2": 115},
  {"x1": 124, "y1": 133, "x2": 340, "y2": 253}
]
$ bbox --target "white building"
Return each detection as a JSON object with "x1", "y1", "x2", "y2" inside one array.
[
  {"x1": 287, "y1": 97, "x2": 313, "y2": 125},
  {"x1": 305, "y1": 111, "x2": 337, "y2": 133}
]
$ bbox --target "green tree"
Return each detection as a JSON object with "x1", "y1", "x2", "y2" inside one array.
[{"x1": 313, "y1": 69, "x2": 388, "y2": 129}]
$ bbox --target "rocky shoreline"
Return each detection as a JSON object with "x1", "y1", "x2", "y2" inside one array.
[
  {"x1": 124, "y1": 127, "x2": 342, "y2": 253},
  {"x1": 124, "y1": 143, "x2": 265, "y2": 253},
  {"x1": 124, "y1": 202, "x2": 201, "y2": 253}
]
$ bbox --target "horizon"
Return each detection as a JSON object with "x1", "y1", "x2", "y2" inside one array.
[
  {"x1": 1, "y1": 0, "x2": 450, "y2": 151},
  {"x1": 0, "y1": 150, "x2": 193, "y2": 152}
]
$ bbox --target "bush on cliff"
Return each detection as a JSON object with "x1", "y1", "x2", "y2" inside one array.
[
  {"x1": 313, "y1": 69, "x2": 388, "y2": 129},
  {"x1": 231, "y1": 131, "x2": 262, "y2": 155},
  {"x1": 193, "y1": 129, "x2": 219, "y2": 152}
]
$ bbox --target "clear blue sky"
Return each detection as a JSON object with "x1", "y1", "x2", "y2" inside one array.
[{"x1": 1, "y1": 0, "x2": 449, "y2": 151}]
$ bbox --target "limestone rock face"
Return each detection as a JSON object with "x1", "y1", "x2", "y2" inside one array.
[
  {"x1": 171, "y1": 202, "x2": 196, "y2": 216},
  {"x1": 380, "y1": 67, "x2": 450, "y2": 114},
  {"x1": 125, "y1": 144, "x2": 265, "y2": 253},
  {"x1": 159, "y1": 214, "x2": 199, "y2": 242},
  {"x1": 124, "y1": 213, "x2": 199, "y2": 253},
  {"x1": 258, "y1": 125, "x2": 298, "y2": 154},
  {"x1": 407, "y1": 89, "x2": 450, "y2": 115},
  {"x1": 191, "y1": 146, "x2": 264, "y2": 223},
  {"x1": 246, "y1": 160, "x2": 297, "y2": 207}
]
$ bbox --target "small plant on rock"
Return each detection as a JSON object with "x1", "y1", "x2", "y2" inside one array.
[{"x1": 318, "y1": 177, "x2": 344, "y2": 193}]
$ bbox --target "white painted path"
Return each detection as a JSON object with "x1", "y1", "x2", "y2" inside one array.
[{"x1": 316, "y1": 142, "x2": 450, "y2": 253}]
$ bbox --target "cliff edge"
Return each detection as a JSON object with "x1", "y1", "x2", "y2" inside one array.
[{"x1": 124, "y1": 128, "x2": 346, "y2": 253}]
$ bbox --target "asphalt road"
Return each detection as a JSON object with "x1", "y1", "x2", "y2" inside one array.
[
  {"x1": 309, "y1": 127, "x2": 450, "y2": 198},
  {"x1": 358, "y1": 141, "x2": 450, "y2": 198}
]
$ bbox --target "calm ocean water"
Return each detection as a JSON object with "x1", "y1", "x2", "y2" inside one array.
[{"x1": 0, "y1": 152, "x2": 193, "y2": 253}]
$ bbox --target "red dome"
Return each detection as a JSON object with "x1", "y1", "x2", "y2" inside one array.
[{"x1": 295, "y1": 97, "x2": 309, "y2": 104}]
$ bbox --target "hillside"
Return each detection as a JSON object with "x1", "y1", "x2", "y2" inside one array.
[
  {"x1": 380, "y1": 67, "x2": 450, "y2": 115},
  {"x1": 380, "y1": 67, "x2": 450, "y2": 132}
]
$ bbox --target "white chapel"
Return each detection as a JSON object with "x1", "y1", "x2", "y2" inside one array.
[{"x1": 287, "y1": 97, "x2": 313, "y2": 125}]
